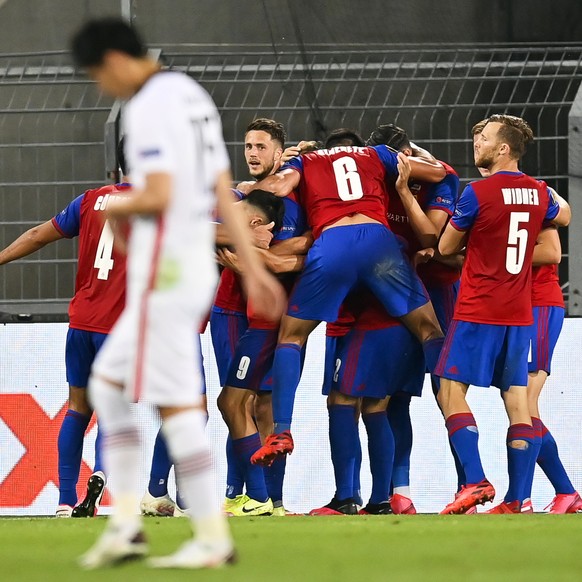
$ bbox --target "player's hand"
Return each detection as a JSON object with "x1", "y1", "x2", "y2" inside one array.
[
  {"x1": 216, "y1": 248, "x2": 242, "y2": 273},
  {"x1": 396, "y1": 152, "x2": 412, "y2": 192},
  {"x1": 282, "y1": 145, "x2": 301, "y2": 163},
  {"x1": 413, "y1": 247, "x2": 435, "y2": 267},
  {"x1": 253, "y1": 222, "x2": 274, "y2": 249},
  {"x1": 243, "y1": 267, "x2": 287, "y2": 323},
  {"x1": 236, "y1": 180, "x2": 255, "y2": 194}
]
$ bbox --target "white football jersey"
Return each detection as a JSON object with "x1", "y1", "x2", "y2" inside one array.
[{"x1": 123, "y1": 71, "x2": 228, "y2": 303}]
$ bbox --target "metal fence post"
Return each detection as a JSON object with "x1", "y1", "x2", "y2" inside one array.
[{"x1": 568, "y1": 83, "x2": 582, "y2": 315}]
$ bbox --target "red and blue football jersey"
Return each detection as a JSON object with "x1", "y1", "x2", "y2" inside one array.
[
  {"x1": 387, "y1": 161, "x2": 461, "y2": 287},
  {"x1": 450, "y1": 171, "x2": 560, "y2": 325},
  {"x1": 284, "y1": 145, "x2": 398, "y2": 238},
  {"x1": 52, "y1": 183, "x2": 130, "y2": 334},
  {"x1": 532, "y1": 264, "x2": 564, "y2": 308}
]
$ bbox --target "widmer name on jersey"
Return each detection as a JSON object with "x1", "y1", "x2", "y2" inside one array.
[{"x1": 501, "y1": 188, "x2": 540, "y2": 206}]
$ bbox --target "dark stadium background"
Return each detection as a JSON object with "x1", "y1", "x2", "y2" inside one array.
[{"x1": 1, "y1": 0, "x2": 582, "y2": 318}]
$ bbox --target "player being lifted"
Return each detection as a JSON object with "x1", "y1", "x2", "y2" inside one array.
[
  {"x1": 436, "y1": 114, "x2": 570, "y2": 514},
  {"x1": 243, "y1": 131, "x2": 448, "y2": 466}
]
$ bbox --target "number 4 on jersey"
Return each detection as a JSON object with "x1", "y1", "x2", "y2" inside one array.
[{"x1": 94, "y1": 220, "x2": 115, "y2": 280}]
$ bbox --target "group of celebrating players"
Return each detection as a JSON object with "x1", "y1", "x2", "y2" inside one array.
[
  {"x1": 0, "y1": 115, "x2": 582, "y2": 517},
  {"x1": 2, "y1": 16, "x2": 579, "y2": 570}
]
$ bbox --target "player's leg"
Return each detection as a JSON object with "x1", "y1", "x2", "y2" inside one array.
[
  {"x1": 140, "y1": 427, "x2": 177, "y2": 517},
  {"x1": 485, "y1": 325, "x2": 534, "y2": 514},
  {"x1": 360, "y1": 396, "x2": 394, "y2": 515},
  {"x1": 496, "y1": 384, "x2": 534, "y2": 512},
  {"x1": 58, "y1": 329, "x2": 99, "y2": 516},
  {"x1": 310, "y1": 389, "x2": 360, "y2": 516},
  {"x1": 254, "y1": 227, "x2": 359, "y2": 464},
  {"x1": 386, "y1": 392, "x2": 416, "y2": 514},
  {"x1": 435, "y1": 322, "x2": 497, "y2": 514},
  {"x1": 79, "y1": 306, "x2": 148, "y2": 569},
  {"x1": 217, "y1": 327, "x2": 279, "y2": 516},
  {"x1": 527, "y1": 306, "x2": 581, "y2": 512},
  {"x1": 427, "y1": 282, "x2": 466, "y2": 491},
  {"x1": 210, "y1": 310, "x2": 248, "y2": 509},
  {"x1": 72, "y1": 330, "x2": 111, "y2": 518},
  {"x1": 255, "y1": 387, "x2": 286, "y2": 514},
  {"x1": 385, "y1": 328, "x2": 425, "y2": 514},
  {"x1": 359, "y1": 225, "x2": 445, "y2": 373},
  {"x1": 143, "y1": 295, "x2": 233, "y2": 569}
]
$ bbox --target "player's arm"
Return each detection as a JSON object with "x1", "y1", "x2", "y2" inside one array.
[
  {"x1": 548, "y1": 187, "x2": 571, "y2": 227},
  {"x1": 242, "y1": 168, "x2": 301, "y2": 198},
  {"x1": 106, "y1": 173, "x2": 171, "y2": 217},
  {"x1": 439, "y1": 226, "x2": 467, "y2": 256},
  {"x1": 533, "y1": 227, "x2": 561, "y2": 266},
  {"x1": 215, "y1": 169, "x2": 286, "y2": 321},
  {"x1": 258, "y1": 250, "x2": 306, "y2": 273},
  {"x1": 438, "y1": 184, "x2": 477, "y2": 256},
  {"x1": 218, "y1": 248, "x2": 305, "y2": 274},
  {"x1": 0, "y1": 220, "x2": 64, "y2": 265},
  {"x1": 372, "y1": 145, "x2": 445, "y2": 184},
  {"x1": 407, "y1": 155, "x2": 445, "y2": 183},
  {"x1": 395, "y1": 153, "x2": 439, "y2": 248},
  {"x1": 268, "y1": 231, "x2": 313, "y2": 256}
]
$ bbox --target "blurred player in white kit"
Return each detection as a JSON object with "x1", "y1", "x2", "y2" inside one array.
[{"x1": 71, "y1": 18, "x2": 284, "y2": 570}]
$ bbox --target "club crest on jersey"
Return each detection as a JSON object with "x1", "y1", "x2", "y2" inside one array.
[{"x1": 501, "y1": 188, "x2": 539, "y2": 206}]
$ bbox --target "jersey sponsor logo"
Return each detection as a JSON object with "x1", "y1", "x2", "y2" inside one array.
[
  {"x1": 436, "y1": 196, "x2": 452, "y2": 205},
  {"x1": 387, "y1": 212, "x2": 410, "y2": 223},
  {"x1": 501, "y1": 188, "x2": 540, "y2": 206}
]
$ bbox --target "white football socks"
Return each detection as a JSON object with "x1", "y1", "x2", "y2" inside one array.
[
  {"x1": 163, "y1": 410, "x2": 231, "y2": 544},
  {"x1": 89, "y1": 375, "x2": 141, "y2": 529}
]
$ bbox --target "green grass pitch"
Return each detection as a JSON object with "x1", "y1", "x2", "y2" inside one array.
[{"x1": 1, "y1": 515, "x2": 581, "y2": 581}]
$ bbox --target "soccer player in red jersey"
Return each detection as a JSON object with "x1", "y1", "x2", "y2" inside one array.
[
  {"x1": 367, "y1": 123, "x2": 463, "y2": 513},
  {"x1": 472, "y1": 120, "x2": 579, "y2": 514},
  {"x1": 245, "y1": 134, "x2": 448, "y2": 466},
  {"x1": 208, "y1": 119, "x2": 310, "y2": 516},
  {"x1": 0, "y1": 175, "x2": 130, "y2": 517},
  {"x1": 436, "y1": 114, "x2": 571, "y2": 514},
  {"x1": 313, "y1": 287, "x2": 426, "y2": 516},
  {"x1": 525, "y1": 227, "x2": 582, "y2": 513}
]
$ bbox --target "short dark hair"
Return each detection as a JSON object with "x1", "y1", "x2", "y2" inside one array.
[
  {"x1": 366, "y1": 123, "x2": 411, "y2": 151},
  {"x1": 324, "y1": 128, "x2": 364, "y2": 148},
  {"x1": 245, "y1": 190, "x2": 285, "y2": 233},
  {"x1": 485, "y1": 114, "x2": 534, "y2": 160},
  {"x1": 71, "y1": 18, "x2": 147, "y2": 68},
  {"x1": 245, "y1": 118, "x2": 286, "y2": 149}
]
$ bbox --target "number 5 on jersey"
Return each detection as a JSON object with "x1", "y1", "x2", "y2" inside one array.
[
  {"x1": 94, "y1": 220, "x2": 115, "y2": 280},
  {"x1": 506, "y1": 212, "x2": 530, "y2": 274}
]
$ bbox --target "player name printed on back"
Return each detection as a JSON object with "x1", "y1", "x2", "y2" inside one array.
[
  {"x1": 94, "y1": 193, "x2": 113, "y2": 211},
  {"x1": 317, "y1": 146, "x2": 367, "y2": 155},
  {"x1": 501, "y1": 188, "x2": 540, "y2": 206}
]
